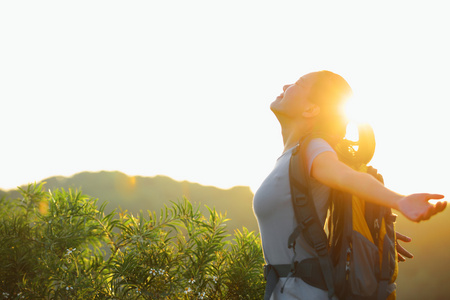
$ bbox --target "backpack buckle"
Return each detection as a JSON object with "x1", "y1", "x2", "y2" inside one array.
[
  {"x1": 386, "y1": 214, "x2": 397, "y2": 223},
  {"x1": 294, "y1": 194, "x2": 308, "y2": 207},
  {"x1": 264, "y1": 264, "x2": 272, "y2": 281},
  {"x1": 314, "y1": 241, "x2": 328, "y2": 256},
  {"x1": 302, "y1": 216, "x2": 314, "y2": 227}
]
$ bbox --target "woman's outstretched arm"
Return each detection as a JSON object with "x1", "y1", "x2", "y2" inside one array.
[{"x1": 310, "y1": 151, "x2": 446, "y2": 222}]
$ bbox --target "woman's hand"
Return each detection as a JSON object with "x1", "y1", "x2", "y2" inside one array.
[
  {"x1": 397, "y1": 194, "x2": 446, "y2": 222},
  {"x1": 396, "y1": 232, "x2": 413, "y2": 262}
]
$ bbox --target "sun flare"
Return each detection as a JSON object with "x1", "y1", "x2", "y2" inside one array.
[
  {"x1": 344, "y1": 96, "x2": 367, "y2": 142},
  {"x1": 344, "y1": 96, "x2": 366, "y2": 124}
]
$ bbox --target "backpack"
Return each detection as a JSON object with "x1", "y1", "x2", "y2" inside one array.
[{"x1": 264, "y1": 133, "x2": 398, "y2": 300}]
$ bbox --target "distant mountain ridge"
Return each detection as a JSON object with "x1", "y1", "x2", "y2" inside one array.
[{"x1": 0, "y1": 171, "x2": 258, "y2": 233}]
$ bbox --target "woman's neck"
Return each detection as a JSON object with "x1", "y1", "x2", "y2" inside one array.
[{"x1": 280, "y1": 121, "x2": 311, "y2": 154}]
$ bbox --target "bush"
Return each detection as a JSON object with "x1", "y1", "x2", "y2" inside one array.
[{"x1": 0, "y1": 183, "x2": 265, "y2": 299}]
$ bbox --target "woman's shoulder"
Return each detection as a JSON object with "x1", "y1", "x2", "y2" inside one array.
[
  {"x1": 306, "y1": 138, "x2": 335, "y2": 154},
  {"x1": 304, "y1": 138, "x2": 336, "y2": 174}
]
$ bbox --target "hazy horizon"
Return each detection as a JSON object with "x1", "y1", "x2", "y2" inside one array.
[{"x1": 0, "y1": 169, "x2": 255, "y2": 193}]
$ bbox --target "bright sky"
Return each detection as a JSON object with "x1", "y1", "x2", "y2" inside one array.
[{"x1": 1, "y1": 1, "x2": 449, "y2": 200}]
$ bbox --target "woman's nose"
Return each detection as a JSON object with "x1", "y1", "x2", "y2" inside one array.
[{"x1": 283, "y1": 84, "x2": 291, "y2": 92}]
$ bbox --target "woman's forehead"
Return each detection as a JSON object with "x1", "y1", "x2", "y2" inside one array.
[{"x1": 295, "y1": 73, "x2": 316, "y2": 88}]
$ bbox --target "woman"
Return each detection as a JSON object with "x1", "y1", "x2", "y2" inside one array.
[{"x1": 253, "y1": 71, "x2": 446, "y2": 299}]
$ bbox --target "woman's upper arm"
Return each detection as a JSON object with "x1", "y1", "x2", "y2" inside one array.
[{"x1": 310, "y1": 151, "x2": 357, "y2": 191}]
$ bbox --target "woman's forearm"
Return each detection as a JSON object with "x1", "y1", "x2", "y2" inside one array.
[
  {"x1": 311, "y1": 151, "x2": 403, "y2": 210},
  {"x1": 338, "y1": 171, "x2": 403, "y2": 210}
]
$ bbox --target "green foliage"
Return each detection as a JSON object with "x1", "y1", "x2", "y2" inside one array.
[
  {"x1": 0, "y1": 184, "x2": 265, "y2": 299},
  {"x1": 28, "y1": 171, "x2": 258, "y2": 234}
]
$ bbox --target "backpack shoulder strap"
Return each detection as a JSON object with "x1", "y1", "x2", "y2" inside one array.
[{"x1": 288, "y1": 137, "x2": 336, "y2": 299}]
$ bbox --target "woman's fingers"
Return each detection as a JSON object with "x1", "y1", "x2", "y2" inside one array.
[
  {"x1": 418, "y1": 194, "x2": 445, "y2": 221},
  {"x1": 434, "y1": 201, "x2": 447, "y2": 213},
  {"x1": 396, "y1": 232, "x2": 412, "y2": 242},
  {"x1": 426, "y1": 194, "x2": 445, "y2": 200},
  {"x1": 396, "y1": 232, "x2": 414, "y2": 260},
  {"x1": 397, "y1": 245, "x2": 413, "y2": 260},
  {"x1": 428, "y1": 198, "x2": 447, "y2": 219}
]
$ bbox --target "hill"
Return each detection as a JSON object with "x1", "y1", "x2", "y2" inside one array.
[{"x1": 0, "y1": 171, "x2": 259, "y2": 234}]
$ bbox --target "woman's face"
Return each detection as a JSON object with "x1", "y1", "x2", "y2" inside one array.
[{"x1": 270, "y1": 75, "x2": 315, "y2": 120}]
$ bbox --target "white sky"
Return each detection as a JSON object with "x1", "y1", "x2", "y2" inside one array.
[{"x1": 1, "y1": 1, "x2": 449, "y2": 199}]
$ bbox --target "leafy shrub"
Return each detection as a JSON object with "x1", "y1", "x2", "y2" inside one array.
[{"x1": 0, "y1": 183, "x2": 265, "y2": 299}]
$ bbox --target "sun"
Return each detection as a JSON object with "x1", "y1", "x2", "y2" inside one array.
[
  {"x1": 344, "y1": 95, "x2": 367, "y2": 125},
  {"x1": 343, "y1": 96, "x2": 367, "y2": 142}
]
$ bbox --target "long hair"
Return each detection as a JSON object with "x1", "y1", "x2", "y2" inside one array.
[{"x1": 306, "y1": 71, "x2": 375, "y2": 167}]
